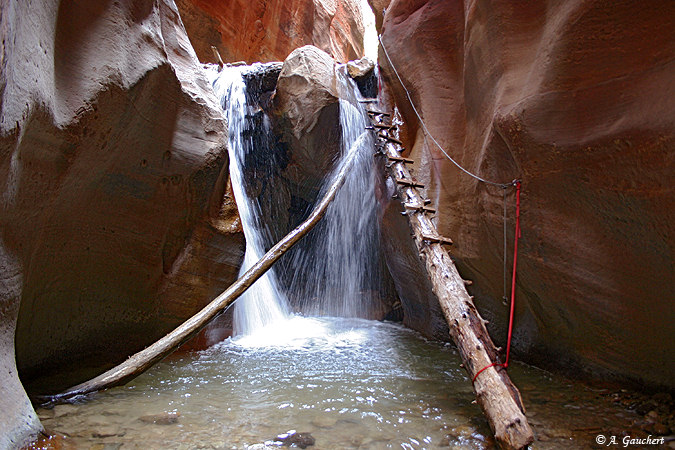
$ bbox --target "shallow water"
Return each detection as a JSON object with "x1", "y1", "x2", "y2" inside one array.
[{"x1": 36, "y1": 317, "x2": 645, "y2": 449}]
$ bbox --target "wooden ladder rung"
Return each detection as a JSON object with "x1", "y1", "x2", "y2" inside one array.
[
  {"x1": 381, "y1": 135, "x2": 403, "y2": 145},
  {"x1": 403, "y1": 204, "x2": 436, "y2": 213},
  {"x1": 395, "y1": 178, "x2": 425, "y2": 188},
  {"x1": 366, "y1": 110, "x2": 391, "y2": 117},
  {"x1": 372, "y1": 123, "x2": 396, "y2": 130},
  {"x1": 388, "y1": 155, "x2": 414, "y2": 164},
  {"x1": 421, "y1": 234, "x2": 454, "y2": 245}
]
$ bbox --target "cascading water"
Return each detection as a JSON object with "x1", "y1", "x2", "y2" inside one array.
[
  {"x1": 207, "y1": 62, "x2": 383, "y2": 337},
  {"x1": 208, "y1": 65, "x2": 291, "y2": 336},
  {"x1": 284, "y1": 93, "x2": 381, "y2": 318}
]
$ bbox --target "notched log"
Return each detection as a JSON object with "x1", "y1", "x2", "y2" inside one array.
[{"x1": 372, "y1": 113, "x2": 534, "y2": 449}]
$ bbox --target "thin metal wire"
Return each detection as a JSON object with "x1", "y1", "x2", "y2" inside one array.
[{"x1": 378, "y1": 34, "x2": 513, "y2": 189}]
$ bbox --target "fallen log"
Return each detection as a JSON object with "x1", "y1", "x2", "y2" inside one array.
[
  {"x1": 37, "y1": 139, "x2": 362, "y2": 405},
  {"x1": 375, "y1": 126, "x2": 534, "y2": 449}
]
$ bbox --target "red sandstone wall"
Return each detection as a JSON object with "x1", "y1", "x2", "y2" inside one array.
[
  {"x1": 0, "y1": 5, "x2": 244, "y2": 444},
  {"x1": 379, "y1": 0, "x2": 675, "y2": 388},
  {"x1": 176, "y1": 0, "x2": 366, "y2": 63}
]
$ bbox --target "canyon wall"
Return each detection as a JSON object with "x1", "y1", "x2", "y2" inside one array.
[
  {"x1": 176, "y1": 0, "x2": 366, "y2": 64},
  {"x1": 0, "y1": 0, "x2": 244, "y2": 444},
  {"x1": 378, "y1": 0, "x2": 675, "y2": 388}
]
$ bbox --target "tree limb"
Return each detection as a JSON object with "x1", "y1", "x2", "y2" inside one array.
[{"x1": 37, "y1": 141, "x2": 361, "y2": 405}]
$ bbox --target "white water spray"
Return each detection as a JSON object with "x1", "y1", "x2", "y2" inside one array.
[
  {"x1": 208, "y1": 65, "x2": 291, "y2": 336},
  {"x1": 285, "y1": 93, "x2": 380, "y2": 317},
  {"x1": 207, "y1": 63, "x2": 382, "y2": 338}
]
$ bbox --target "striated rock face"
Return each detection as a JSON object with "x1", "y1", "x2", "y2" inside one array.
[
  {"x1": 379, "y1": 0, "x2": 675, "y2": 388},
  {"x1": 175, "y1": 0, "x2": 366, "y2": 64},
  {"x1": 0, "y1": 0, "x2": 243, "y2": 443}
]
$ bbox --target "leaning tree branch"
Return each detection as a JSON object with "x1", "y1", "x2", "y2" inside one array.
[{"x1": 38, "y1": 139, "x2": 361, "y2": 405}]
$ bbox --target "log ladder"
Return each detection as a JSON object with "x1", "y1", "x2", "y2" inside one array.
[{"x1": 365, "y1": 107, "x2": 534, "y2": 450}]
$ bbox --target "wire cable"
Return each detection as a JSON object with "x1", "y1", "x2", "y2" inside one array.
[{"x1": 378, "y1": 34, "x2": 514, "y2": 189}]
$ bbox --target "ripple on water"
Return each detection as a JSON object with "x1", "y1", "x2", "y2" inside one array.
[{"x1": 36, "y1": 317, "x2": 645, "y2": 449}]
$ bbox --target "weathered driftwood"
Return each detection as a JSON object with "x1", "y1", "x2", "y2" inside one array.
[
  {"x1": 372, "y1": 116, "x2": 534, "y2": 449},
  {"x1": 39, "y1": 143, "x2": 361, "y2": 405},
  {"x1": 210, "y1": 45, "x2": 224, "y2": 69}
]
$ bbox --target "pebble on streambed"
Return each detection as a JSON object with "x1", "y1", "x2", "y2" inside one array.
[{"x1": 138, "y1": 411, "x2": 180, "y2": 425}]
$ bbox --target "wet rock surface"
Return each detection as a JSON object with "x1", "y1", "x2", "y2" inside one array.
[
  {"x1": 611, "y1": 390, "x2": 675, "y2": 437},
  {"x1": 267, "y1": 46, "x2": 400, "y2": 317},
  {"x1": 269, "y1": 45, "x2": 345, "y2": 225},
  {"x1": 274, "y1": 430, "x2": 316, "y2": 448}
]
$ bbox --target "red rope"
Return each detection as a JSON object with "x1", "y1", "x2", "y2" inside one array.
[{"x1": 472, "y1": 180, "x2": 521, "y2": 383}]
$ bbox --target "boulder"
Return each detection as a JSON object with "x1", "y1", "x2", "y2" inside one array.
[
  {"x1": 264, "y1": 46, "x2": 399, "y2": 318},
  {"x1": 347, "y1": 56, "x2": 377, "y2": 98},
  {"x1": 0, "y1": 0, "x2": 243, "y2": 443},
  {"x1": 175, "y1": 0, "x2": 366, "y2": 64},
  {"x1": 347, "y1": 57, "x2": 375, "y2": 79},
  {"x1": 271, "y1": 45, "x2": 344, "y2": 212},
  {"x1": 378, "y1": 0, "x2": 675, "y2": 388},
  {"x1": 274, "y1": 46, "x2": 341, "y2": 140}
]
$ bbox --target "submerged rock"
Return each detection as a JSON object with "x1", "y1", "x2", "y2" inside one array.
[
  {"x1": 311, "y1": 415, "x2": 338, "y2": 428},
  {"x1": 52, "y1": 404, "x2": 80, "y2": 418},
  {"x1": 91, "y1": 426, "x2": 124, "y2": 438},
  {"x1": 275, "y1": 430, "x2": 316, "y2": 448},
  {"x1": 90, "y1": 444, "x2": 123, "y2": 450},
  {"x1": 139, "y1": 411, "x2": 181, "y2": 425}
]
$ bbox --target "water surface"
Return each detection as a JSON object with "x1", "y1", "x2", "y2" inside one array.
[{"x1": 37, "y1": 317, "x2": 644, "y2": 449}]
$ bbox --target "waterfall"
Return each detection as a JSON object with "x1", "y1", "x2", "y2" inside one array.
[
  {"x1": 207, "y1": 63, "x2": 382, "y2": 337},
  {"x1": 284, "y1": 92, "x2": 380, "y2": 318},
  {"x1": 208, "y1": 65, "x2": 291, "y2": 336}
]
